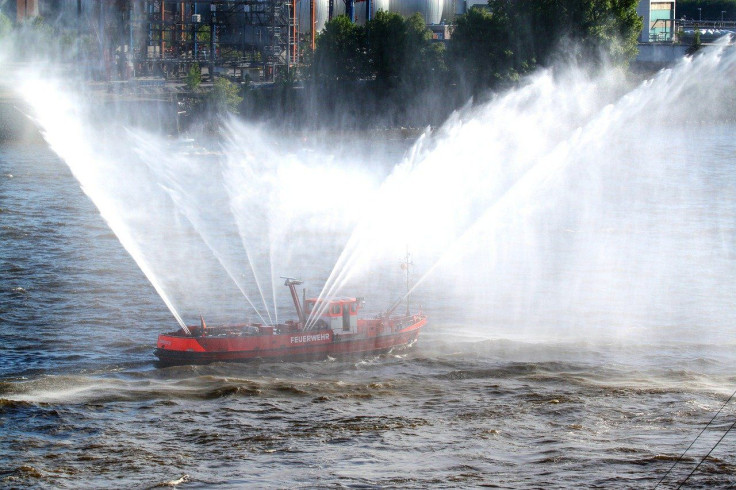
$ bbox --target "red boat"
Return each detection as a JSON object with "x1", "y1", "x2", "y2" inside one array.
[{"x1": 154, "y1": 278, "x2": 426, "y2": 365}]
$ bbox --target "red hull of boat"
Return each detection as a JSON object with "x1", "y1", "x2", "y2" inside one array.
[{"x1": 154, "y1": 315, "x2": 426, "y2": 365}]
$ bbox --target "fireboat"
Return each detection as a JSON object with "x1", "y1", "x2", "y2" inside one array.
[{"x1": 154, "y1": 268, "x2": 426, "y2": 365}]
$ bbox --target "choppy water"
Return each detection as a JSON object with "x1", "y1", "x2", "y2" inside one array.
[{"x1": 2, "y1": 141, "x2": 736, "y2": 488}]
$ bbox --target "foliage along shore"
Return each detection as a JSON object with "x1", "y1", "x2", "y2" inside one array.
[
  {"x1": 180, "y1": 0, "x2": 643, "y2": 131},
  {"x1": 2, "y1": 0, "x2": 645, "y2": 133}
]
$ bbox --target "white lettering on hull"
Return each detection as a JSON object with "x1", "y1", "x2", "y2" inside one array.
[{"x1": 290, "y1": 333, "x2": 331, "y2": 344}]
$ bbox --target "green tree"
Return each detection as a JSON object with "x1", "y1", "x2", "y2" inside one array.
[
  {"x1": 687, "y1": 28, "x2": 702, "y2": 54},
  {"x1": 365, "y1": 11, "x2": 445, "y2": 88},
  {"x1": 489, "y1": 0, "x2": 643, "y2": 67},
  {"x1": 276, "y1": 65, "x2": 298, "y2": 87},
  {"x1": 447, "y1": 7, "x2": 519, "y2": 93},
  {"x1": 275, "y1": 65, "x2": 299, "y2": 115},
  {"x1": 402, "y1": 13, "x2": 446, "y2": 80},
  {"x1": 196, "y1": 24, "x2": 211, "y2": 43},
  {"x1": 448, "y1": 0, "x2": 642, "y2": 95},
  {"x1": 364, "y1": 11, "x2": 406, "y2": 84},
  {"x1": 208, "y1": 77, "x2": 243, "y2": 114},
  {"x1": 186, "y1": 62, "x2": 202, "y2": 91},
  {"x1": 313, "y1": 16, "x2": 366, "y2": 81}
]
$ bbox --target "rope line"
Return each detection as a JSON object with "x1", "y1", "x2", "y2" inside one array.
[
  {"x1": 654, "y1": 387, "x2": 736, "y2": 489},
  {"x1": 676, "y1": 416, "x2": 736, "y2": 489}
]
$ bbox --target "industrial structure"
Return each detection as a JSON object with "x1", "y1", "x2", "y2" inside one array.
[
  {"x1": 635, "y1": 0, "x2": 736, "y2": 45},
  {"x1": 12, "y1": 2, "x2": 691, "y2": 82},
  {"x1": 3, "y1": 0, "x2": 453, "y2": 82},
  {"x1": 637, "y1": 0, "x2": 676, "y2": 42},
  {"x1": 71, "y1": 1, "x2": 301, "y2": 82},
  {"x1": 136, "y1": 1, "x2": 298, "y2": 80}
]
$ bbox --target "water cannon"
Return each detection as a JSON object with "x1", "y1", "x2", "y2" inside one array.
[
  {"x1": 281, "y1": 276, "x2": 305, "y2": 325},
  {"x1": 281, "y1": 277, "x2": 303, "y2": 287}
]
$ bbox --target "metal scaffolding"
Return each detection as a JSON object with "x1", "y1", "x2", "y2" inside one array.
[{"x1": 132, "y1": 1, "x2": 298, "y2": 81}]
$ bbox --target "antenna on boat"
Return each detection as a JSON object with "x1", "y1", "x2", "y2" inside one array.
[
  {"x1": 281, "y1": 277, "x2": 305, "y2": 325},
  {"x1": 401, "y1": 246, "x2": 412, "y2": 317},
  {"x1": 384, "y1": 247, "x2": 413, "y2": 319}
]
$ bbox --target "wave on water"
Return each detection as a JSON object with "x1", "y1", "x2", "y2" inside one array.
[
  {"x1": 1, "y1": 334, "x2": 733, "y2": 407},
  {"x1": 149, "y1": 474, "x2": 191, "y2": 488}
]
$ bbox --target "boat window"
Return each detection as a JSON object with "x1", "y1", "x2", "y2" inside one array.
[
  {"x1": 305, "y1": 301, "x2": 315, "y2": 313},
  {"x1": 331, "y1": 304, "x2": 341, "y2": 315},
  {"x1": 350, "y1": 303, "x2": 357, "y2": 313}
]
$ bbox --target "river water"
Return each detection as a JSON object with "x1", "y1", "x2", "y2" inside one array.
[{"x1": 3, "y1": 47, "x2": 736, "y2": 487}]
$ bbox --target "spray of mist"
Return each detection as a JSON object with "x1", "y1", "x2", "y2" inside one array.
[
  {"x1": 5, "y1": 35, "x2": 736, "y2": 342},
  {"x1": 314, "y1": 39, "x2": 736, "y2": 341}
]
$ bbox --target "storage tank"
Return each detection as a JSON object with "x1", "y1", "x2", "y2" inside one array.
[
  {"x1": 389, "y1": 0, "x2": 442, "y2": 25},
  {"x1": 298, "y1": 0, "x2": 328, "y2": 35},
  {"x1": 298, "y1": 0, "x2": 351, "y2": 33},
  {"x1": 455, "y1": 0, "x2": 465, "y2": 15},
  {"x1": 354, "y1": 0, "x2": 391, "y2": 24},
  {"x1": 303, "y1": 0, "x2": 444, "y2": 32},
  {"x1": 440, "y1": 0, "x2": 455, "y2": 22},
  {"x1": 296, "y1": 0, "x2": 352, "y2": 34}
]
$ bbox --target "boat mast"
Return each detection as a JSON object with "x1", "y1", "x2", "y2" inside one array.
[
  {"x1": 383, "y1": 248, "x2": 414, "y2": 318},
  {"x1": 401, "y1": 246, "x2": 412, "y2": 316}
]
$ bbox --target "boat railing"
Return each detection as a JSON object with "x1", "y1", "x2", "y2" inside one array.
[
  {"x1": 173, "y1": 324, "x2": 263, "y2": 338},
  {"x1": 391, "y1": 314, "x2": 423, "y2": 330}
]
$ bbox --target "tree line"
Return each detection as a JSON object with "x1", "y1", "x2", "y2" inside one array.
[
  {"x1": 314, "y1": 1, "x2": 641, "y2": 91},
  {"x1": 0, "y1": 1, "x2": 644, "y2": 129},
  {"x1": 240, "y1": 0, "x2": 643, "y2": 127}
]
